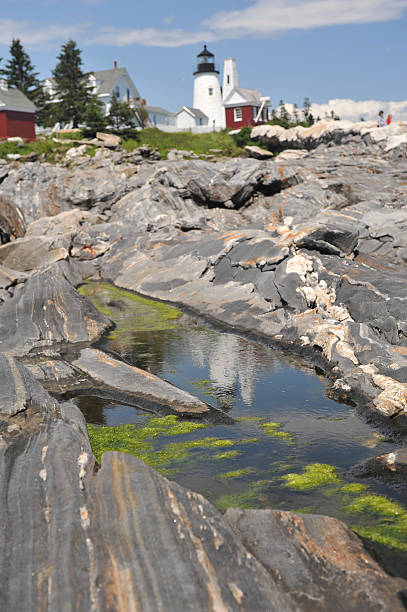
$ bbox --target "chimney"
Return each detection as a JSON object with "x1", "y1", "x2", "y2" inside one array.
[{"x1": 114, "y1": 61, "x2": 117, "y2": 70}]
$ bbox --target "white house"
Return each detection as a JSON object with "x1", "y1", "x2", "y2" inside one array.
[
  {"x1": 145, "y1": 105, "x2": 176, "y2": 128},
  {"x1": 175, "y1": 106, "x2": 209, "y2": 130},
  {"x1": 43, "y1": 62, "x2": 141, "y2": 116}
]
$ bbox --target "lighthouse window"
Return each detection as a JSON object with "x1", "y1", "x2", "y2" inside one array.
[
  {"x1": 209, "y1": 88, "x2": 213, "y2": 96},
  {"x1": 234, "y1": 107, "x2": 242, "y2": 121},
  {"x1": 227, "y1": 75, "x2": 230, "y2": 84}
]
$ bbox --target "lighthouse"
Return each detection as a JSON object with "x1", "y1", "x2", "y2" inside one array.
[{"x1": 193, "y1": 45, "x2": 225, "y2": 130}]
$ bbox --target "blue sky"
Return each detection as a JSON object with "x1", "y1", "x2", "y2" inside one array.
[{"x1": 1, "y1": 0, "x2": 406, "y2": 112}]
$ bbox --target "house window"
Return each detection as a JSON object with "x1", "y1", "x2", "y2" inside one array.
[
  {"x1": 115, "y1": 86, "x2": 120, "y2": 97},
  {"x1": 208, "y1": 87, "x2": 213, "y2": 96},
  {"x1": 127, "y1": 88, "x2": 130, "y2": 101},
  {"x1": 234, "y1": 107, "x2": 242, "y2": 122},
  {"x1": 252, "y1": 107, "x2": 258, "y2": 120}
]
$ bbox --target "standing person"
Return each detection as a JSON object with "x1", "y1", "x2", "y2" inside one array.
[
  {"x1": 377, "y1": 110, "x2": 385, "y2": 127},
  {"x1": 387, "y1": 114, "x2": 392, "y2": 125}
]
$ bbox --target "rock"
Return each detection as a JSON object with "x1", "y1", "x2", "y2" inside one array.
[
  {"x1": 65, "y1": 144, "x2": 88, "y2": 159},
  {"x1": 225, "y1": 508, "x2": 407, "y2": 612},
  {"x1": 277, "y1": 149, "x2": 308, "y2": 160},
  {"x1": 7, "y1": 136, "x2": 24, "y2": 146},
  {"x1": 0, "y1": 235, "x2": 69, "y2": 271},
  {"x1": 350, "y1": 447, "x2": 407, "y2": 492},
  {"x1": 244, "y1": 145, "x2": 274, "y2": 160},
  {"x1": 0, "y1": 261, "x2": 111, "y2": 356},
  {"x1": 1, "y1": 357, "x2": 404, "y2": 611},
  {"x1": 96, "y1": 132, "x2": 121, "y2": 147},
  {"x1": 0, "y1": 194, "x2": 26, "y2": 241},
  {"x1": 72, "y1": 348, "x2": 232, "y2": 422},
  {"x1": 6, "y1": 153, "x2": 21, "y2": 160}
]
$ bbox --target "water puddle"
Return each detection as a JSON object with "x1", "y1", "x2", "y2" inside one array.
[{"x1": 77, "y1": 281, "x2": 407, "y2": 558}]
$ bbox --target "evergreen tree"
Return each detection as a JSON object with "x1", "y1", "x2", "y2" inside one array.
[
  {"x1": 303, "y1": 97, "x2": 312, "y2": 124},
  {"x1": 34, "y1": 89, "x2": 57, "y2": 128},
  {"x1": 133, "y1": 103, "x2": 149, "y2": 129},
  {"x1": 107, "y1": 92, "x2": 134, "y2": 130},
  {"x1": 52, "y1": 40, "x2": 93, "y2": 128},
  {"x1": 83, "y1": 98, "x2": 107, "y2": 135},
  {"x1": 0, "y1": 39, "x2": 40, "y2": 101}
]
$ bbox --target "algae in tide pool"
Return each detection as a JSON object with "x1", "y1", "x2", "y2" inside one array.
[
  {"x1": 87, "y1": 415, "x2": 241, "y2": 475},
  {"x1": 282, "y1": 463, "x2": 340, "y2": 490},
  {"x1": 345, "y1": 494, "x2": 407, "y2": 551},
  {"x1": 215, "y1": 481, "x2": 270, "y2": 511},
  {"x1": 79, "y1": 281, "x2": 182, "y2": 335}
]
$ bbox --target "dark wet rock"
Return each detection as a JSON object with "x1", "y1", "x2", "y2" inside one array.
[
  {"x1": 349, "y1": 447, "x2": 407, "y2": 493},
  {"x1": 225, "y1": 508, "x2": 407, "y2": 612},
  {"x1": 72, "y1": 348, "x2": 232, "y2": 422}
]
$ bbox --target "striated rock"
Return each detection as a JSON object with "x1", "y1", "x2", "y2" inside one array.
[
  {"x1": 1, "y1": 357, "x2": 404, "y2": 611},
  {"x1": 0, "y1": 260, "x2": 111, "y2": 356},
  {"x1": 225, "y1": 508, "x2": 407, "y2": 612},
  {"x1": 72, "y1": 348, "x2": 232, "y2": 422}
]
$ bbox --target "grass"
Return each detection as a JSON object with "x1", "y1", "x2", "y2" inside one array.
[{"x1": 122, "y1": 128, "x2": 244, "y2": 158}]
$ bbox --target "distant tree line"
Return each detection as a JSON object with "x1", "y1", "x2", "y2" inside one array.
[
  {"x1": 269, "y1": 97, "x2": 340, "y2": 128},
  {"x1": 0, "y1": 38, "x2": 147, "y2": 134}
]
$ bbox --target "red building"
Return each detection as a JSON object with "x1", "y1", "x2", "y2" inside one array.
[
  {"x1": 222, "y1": 57, "x2": 270, "y2": 130},
  {"x1": 0, "y1": 83, "x2": 36, "y2": 141},
  {"x1": 224, "y1": 100, "x2": 269, "y2": 130}
]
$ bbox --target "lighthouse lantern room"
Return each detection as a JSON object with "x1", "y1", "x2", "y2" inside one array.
[{"x1": 193, "y1": 45, "x2": 225, "y2": 130}]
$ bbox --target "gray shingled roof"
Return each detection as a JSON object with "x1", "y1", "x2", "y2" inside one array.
[
  {"x1": 177, "y1": 106, "x2": 208, "y2": 119},
  {"x1": 0, "y1": 88, "x2": 36, "y2": 112},
  {"x1": 145, "y1": 105, "x2": 174, "y2": 116},
  {"x1": 223, "y1": 86, "x2": 263, "y2": 106},
  {"x1": 91, "y1": 68, "x2": 140, "y2": 99},
  {"x1": 44, "y1": 68, "x2": 140, "y2": 100}
]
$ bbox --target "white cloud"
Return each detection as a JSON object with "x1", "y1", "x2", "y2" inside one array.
[
  {"x1": 90, "y1": 27, "x2": 214, "y2": 48},
  {"x1": 282, "y1": 99, "x2": 407, "y2": 122},
  {"x1": 205, "y1": 0, "x2": 407, "y2": 38},
  {"x1": 0, "y1": 19, "x2": 89, "y2": 48}
]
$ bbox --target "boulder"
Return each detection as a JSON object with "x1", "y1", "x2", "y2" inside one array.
[
  {"x1": 96, "y1": 132, "x2": 121, "y2": 147},
  {"x1": 245, "y1": 145, "x2": 274, "y2": 160}
]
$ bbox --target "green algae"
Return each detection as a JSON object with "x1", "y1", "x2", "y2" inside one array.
[
  {"x1": 345, "y1": 494, "x2": 407, "y2": 551},
  {"x1": 88, "y1": 414, "x2": 237, "y2": 475},
  {"x1": 79, "y1": 281, "x2": 182, "y2": 338},
  {"x1": 341, "y1": 483, "x2": 369, "y2": 494},
  {"x1": 215, "y1": 480, "x2": 270, "y2": 511},
  {"x1": 282, "y1": 463, "x2": 340, "y2": 491},
  {"x1": 261, "y1": 422, "x2": 294, "y2": 442},
  {"x1": 237, "y1": 438, "x2": 259, "y2": 445},
  {"x1": 213, "y1": 450, "x2": 241, "y2": 460},
  {"x1": 217, "y1": 467, "x2": 254, "y2": 480}
]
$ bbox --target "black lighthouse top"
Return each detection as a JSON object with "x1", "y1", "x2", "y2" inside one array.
[{"x1": 194, "y1": 45, "x2": 219, "y2": 75}]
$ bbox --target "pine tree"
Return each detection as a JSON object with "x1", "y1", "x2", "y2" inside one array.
[
  {"x1": 0, "y1": 39, "x2": 40, "y2": 101},
  {"x1": 52, "y1": 40, "x2": 93, "y2": 128},
  {"x1": 83, "y1": 98, "x2": 107, "y2": 136},
  {"x1": 107, "y1": 92, "x2": 134, "y2": 130}
]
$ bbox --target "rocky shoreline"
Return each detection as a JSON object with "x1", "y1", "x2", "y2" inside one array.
[{"x1": 0, "y1": 121, "x2": 407, "y2": 609}]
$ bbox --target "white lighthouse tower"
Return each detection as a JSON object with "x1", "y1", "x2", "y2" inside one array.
[{"x1": 193, "y1": 45, "x2": 225, "y2": 130}]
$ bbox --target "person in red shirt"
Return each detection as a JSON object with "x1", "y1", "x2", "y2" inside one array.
[{"x1": 386, "y1": 114, "x2": 392, "y2": 125}]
